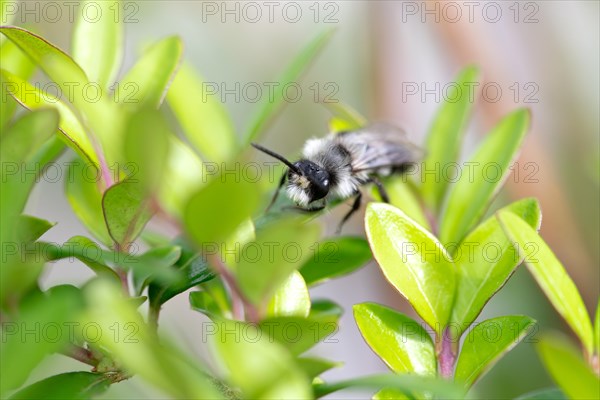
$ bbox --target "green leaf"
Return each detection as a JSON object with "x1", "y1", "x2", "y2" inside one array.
[
  {"x1": 65, "y1": 157, "x2": 112, "y2": 245},
  {"x1": 244, "y1": 29, "x2": 334, "y2": 143},
  {"x1": 115, "y1": 36, "x2": 182, "y2": 108},
  {"x1": 373, "y1": 388, "x2": 410, "y2": 400},
  {"x1": 123, "y1": 108, "x2": 170, "y2": 192},
  {"x1": 0, "y1": 26, "x2": 88, "y2": 90},
  {"x1": 184, "y1": 168, "x2": 260, "y2": 246},
  {"x1": 72, "y1": 0, "x2": 123, "y2": 89},
  {"x1": 8, "y1": 372, "x2": 110, "y2": 400},
  {"x1": 312, "y1": 374, "x2": 465, "y2": 399},
  {"x1": 514, "y1": 388, "x2": 566, "y2": 400},
  {"x1": 455, "y1": 315, "x2": 536, "y2": 388},
  {"x1": 16, "y1": 215, "x2": 54, "y2": 243},
  {"x1": 536, "y1": 334, "x2": 600, "y2": 400},
  {"x1": 451, "y1": 198, "x2": 541, "y2": 335},
  {"x1": 1, "y1": 109, "x2": 58, "y2": 244},
  {"x1": 131, "y1": 246, "x2": 182, "y2": 296},
  {"x1": 237, "y1": 218, "x2": 321, "y2": 304},
  {"x1": 212, "y1": 320, "x2": 312, "y2": 399},
  {"x1": 167, "y1": 62, "x2": 237, "y2": 161},
  {"x1": 0, "y1": 39, "x2": 35, "y2": 130},
  {"x1": 371, "y1": 177, "x2": 430, "y2": 231},
  {"x1": 149, "y1": 237, "x2": 217, "y2": 306},
  {"x1": 353, "y1": 302, "x2": 436, "y2": 375},
  {"x1": 365, "y1": 203, "x2": 456, "y2": 334},
  {"x1": 158, "y1": 136, "x2": 205, "y2": 217},
  {"x1": 266, "y1": 271, "x2": 311, "y2": 317},
  {"x1": 440, "y1": 108, "x2": 530, "y2": 246},
  {"x1": 258, "y1": 315, "x2": 338, "y2": 356},
  {"x1": 82, "y1": 279, "x2": 221, "y2": 399},
  {"x1": 0, "y1": 69, "x2": 98, "y2": 165},
  {"x1": 297, "y1": 357, "x2": 340, "y2": 380},
  {"x1": 299, "y1": 236, "x2": 372, "y2": 286},
  {"x1": 421, "y1": 66, "x2": 479, "y2": 212},
  {"x1": 102, "y1": 180, "x2": 153, "y2": 249},
  {"x1": 0, "y1": 285, "x2": 84, "y2": 396},
  {"x1": 310, "y1": 299, "x2": 344, "y2": 319},
  {"x1": 189, "y1": 291, "x2": 222, "y2": 319},
  {"x1": 497, "y1": 211, "x2": 595, "y2": 355}
]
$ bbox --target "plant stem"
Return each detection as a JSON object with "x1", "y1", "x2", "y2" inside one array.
[
  {"x1": 60, "y1": 345, "x2": 99, "y2": 368},
  {"x1": 437, "y1": 329, "x2": 458, "y2": 378},
  {"x1": 207, "y1": 253, "x2": 259, "y2": 323}
]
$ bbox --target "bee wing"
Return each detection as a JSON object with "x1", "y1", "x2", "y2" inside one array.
[{"x1": 338, "y1": 122, "x2": 424, "y2": 172}]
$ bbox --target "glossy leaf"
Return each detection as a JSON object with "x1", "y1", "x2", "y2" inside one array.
[
  {"x1": 498, "y1": 211, "x2": 595, "y2": 355},
  {"x1": 0, "y1": 39, "x2": 35, "y2": 130},
  {"x1": 82, "y1": 280, "x2": 221, "y2": 399},
  {"x1": 72, "y1": 0, "x2": 123, "y2": 89},
  {"x1": 212, "y1": 320, "x2": 312, "y2": 399},
  {"x1": 536, "y1": 334, "x2": 600, "y2": 400},
  {"x1": 102, "y1": 180, "x2": 153, "y2": 249},
  {"x1": 8, "y1": 372, "x2": 110, "y2": 400},
  {"x1": 184, "y1": 168, "x2": 260, "y2": 246},
  {"x1": 0, "y1": 69, "x2": 98, "y2": 165},
  {"x1": 0, "y1": 285, "x2": 84, "y2": 396},
  {"x1": 237, "y1": 218, "x2": 321, "y2": 304},
  {"x1": 514, "y1": 388, "x2": 566, "y2": 400},
  {"x1": 353, "y1": 302, "x2": 436, "y2": 375},
  {"x1": 421, "y1": 66, "x2": 479, "y2": 212},
  {"x1": 451, "y1": 198, "x2": 541, "y2": 335},
  {"x1": 455, "y1": 315, "x2": 536, "y2": 388},
  {"x1": 65, "y1": 158, "x2": 111, "y2": 245},
  {"x1": 148, "y1": 237, "x2": 217, "y2": 306},
  {"x1": 365, "y1": 203, "x2": 456, "y2": 334},
  {"x1": 115, "y1": 36, "x2": 182, "y2": 108},
  {"x1": 167, "y1": 62, "x2": 237, "y2": 161},
  {"x1": 266, "y1": 271, "x2": 311, "y2": 317},
  {"x1": 244, "y1": 29, "x2": 334, "y2": 143},
  {"x1": 299, "y1": 236, "x2": 372, "y2": 286},
  {"x1": 371, "y1": 177, "x2": 430, "y2": 231},
  {"x1": 313, "y1": 374, "x2": 465, "y2": 399},
  {"x1": 440, "y1": 108, "x2": 530, "y2": 246}
]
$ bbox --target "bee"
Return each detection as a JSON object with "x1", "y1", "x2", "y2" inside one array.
[{"x1": 252, "y1": 122, "x2": 423, "y2": 231}]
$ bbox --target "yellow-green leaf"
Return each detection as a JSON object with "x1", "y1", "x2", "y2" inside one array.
[
  {"x1": 498, "y1": 211, "x2": 594, "y2": 355},
  {"x1": 365, "y1": 203, "x2": 456, "y2": 335}
]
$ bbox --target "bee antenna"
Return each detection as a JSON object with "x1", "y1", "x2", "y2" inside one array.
[{"x1": 251, "y1": 143, "x2": 302, "y2": 174}]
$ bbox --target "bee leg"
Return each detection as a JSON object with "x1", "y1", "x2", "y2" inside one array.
[
  {"x1": 266, "y1": 172, "x2": 287, "y2": 212},
  {"x1": 370, "y1": 176, "x2": 390, "y2": 203},
  {"x1": 336, "y1": 192, "x2": 362, "y2": 234},
  {"x1": 282, "y1": 205, "x2": 325, "y2": 213}
]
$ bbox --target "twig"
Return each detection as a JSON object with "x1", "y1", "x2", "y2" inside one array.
[{"x1": 60, "y1": 345, "x2": 100, "y2": 368}]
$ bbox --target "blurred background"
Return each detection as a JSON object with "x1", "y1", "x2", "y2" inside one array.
[{"x1": 12, "y1": 0, "x2": 599, "y2": 398}]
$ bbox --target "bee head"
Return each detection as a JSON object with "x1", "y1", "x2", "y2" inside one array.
[
  {"x1": 251, "y1": 143, "x2": 330, "y2": 207},
  {"x1": 287, "y1": 160, "x2": 330, "y2": 205}
]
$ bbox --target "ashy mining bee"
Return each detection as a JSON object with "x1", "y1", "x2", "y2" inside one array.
[{"x1": 252, "y1": 122, "x2": 423, "y2": 231}]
